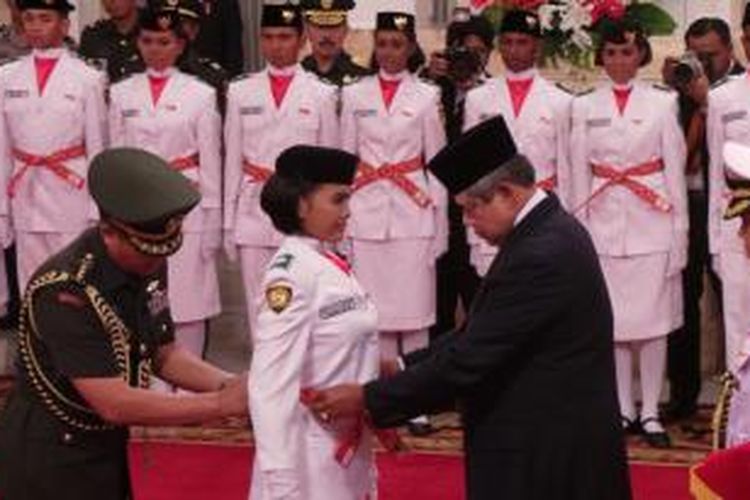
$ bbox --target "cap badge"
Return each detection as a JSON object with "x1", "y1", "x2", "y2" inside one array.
[
  {"x1": 282, "y1": 9, "x2": 296, "y2": 23},
  {"x1": 157, "y1": 15, "x2": 172, "y2": 30},
  {"x1": 394, "y1": 15, "x2": 409, "y2": 31}
]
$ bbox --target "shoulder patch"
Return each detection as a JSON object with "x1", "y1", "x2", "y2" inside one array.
[
  {"x1": 265, "y1": 281, "x2": 293, "y2": 313},
  {"x1": 270, "y1": 253, "x2": 295, "y2": 271}
]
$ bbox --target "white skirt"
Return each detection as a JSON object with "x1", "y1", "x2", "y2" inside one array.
[
  {"x1": 167, "y1": 233, "x2": 221, "y2": 323},
  {"x1": 718, "y1": 250, "x2": 750, "y2": 374},
  {"x1": 351, "y1": 238, "x2": 435, "y2": 331},
  {"x1": 599, "y1": 253, "x2": 682, "y2": 342}
]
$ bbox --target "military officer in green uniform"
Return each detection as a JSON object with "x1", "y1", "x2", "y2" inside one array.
[
  {"x1": 0, "y1": 148, "x2": 248, "y2": 500},
  {"x1": 79, "y1": 0, "x2": 145, "y2": 82},
  {"x1": 300, "y1": 0, "x2": 369, "y2": 87}
]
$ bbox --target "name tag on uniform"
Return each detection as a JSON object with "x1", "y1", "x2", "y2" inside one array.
[
  {"x1": 122, "y1": 109, "x2": 140, "y2": 118},
  {"x1": 586, "y1": 118, "x2": 611, "y2": 128},
  {"x1": 354, "y1": 109, "x2": 376, "y2": 118},
  {"x1": 722, "y1": 110, "x2": 747, "y2": 124},
  {"x1": 146, "y1": 280, "x2": 169, "y2": 317},
  {"x1": 319, "y1": 295, "x2": 367, "y2": 320},
  {"x1": 240, "y1": 105, "x2": 264, "y2": 116},
  {"x1": 4, "y1": 89, "x2": 28, "y2": 99},
  {"x1": 298, "y1": 107, "x2": 312, "y2": 116},
  {"x1": 164, "y1": 103, "x2": 178, "y2": 112}
]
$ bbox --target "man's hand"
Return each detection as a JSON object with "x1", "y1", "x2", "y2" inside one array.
[
  {"x1": 302, "y1": 384, "x2": 365, "y2": 422},
  {"x1": 427, "y1": 51, "x2": 449, "y2": 80},
  {"x1": 217, "y1": 373, "x2": 249, "y2": 417}
]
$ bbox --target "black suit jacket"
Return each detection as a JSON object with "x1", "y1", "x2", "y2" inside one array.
[{"x1": 365, "y1": 195, "x2": 631, "y2": 500}]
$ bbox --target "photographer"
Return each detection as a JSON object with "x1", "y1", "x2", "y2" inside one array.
[
  {"x1": 422, "y1": 10, "x2": 493, "y2": 342},
  {"x1": 662, "y1": 17, "x2": 743, "y2": 422}
]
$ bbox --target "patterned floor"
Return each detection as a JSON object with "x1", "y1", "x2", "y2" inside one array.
[{"x1": 0, "y1": 376, "x2": 712, "y2": 466}]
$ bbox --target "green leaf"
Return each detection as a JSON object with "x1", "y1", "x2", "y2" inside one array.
[{"x1": 626, "y1": 3, "x2": 677, "y2": 36}]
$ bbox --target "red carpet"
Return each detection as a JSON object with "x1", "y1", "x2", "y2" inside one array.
[{"x1": 129, "y1": 441, "x2": 691, "y2": 500}]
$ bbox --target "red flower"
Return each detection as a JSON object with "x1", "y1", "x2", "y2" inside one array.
[{"x1": 587, "y1": 0, "x2": 626, "y2": 23}]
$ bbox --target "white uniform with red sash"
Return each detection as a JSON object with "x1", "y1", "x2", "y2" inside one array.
[
  {"x1": 0, "y1": 48, "x2": 106, "y2": 290},
  {"x1": 570, "y1": 80, "x2": 688, "y2": 341},
  {"x1": 109, "y1": 69, "x2": 222, "y2": 336},
  {"x1": 463, "y1": 69, "x2": 573, "y2": 276},
  {"x1": 707, "y1": 73, "x2": 750, "y2": 374},
  {"x1": 248, "y1": 235, "x2": 381, "y2": 500},
  {"x1": 340, "y1": 71, "x2": 447, "y2": 352},
  {"x1": 224, "y1": 64, "x2": 339, "y2": 325}
]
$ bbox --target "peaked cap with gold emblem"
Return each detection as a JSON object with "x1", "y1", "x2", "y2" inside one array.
[
  {"x1": 300, "y1": 0, "x2": 355, "y2": 27},
  {"x1": 89, "y1": 148, "x2": 200, "y2": 257}
]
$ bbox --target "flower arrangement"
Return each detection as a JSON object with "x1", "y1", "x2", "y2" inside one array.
[{"x1": 476, "y1": 0, "x2": 677, "y2": 68}]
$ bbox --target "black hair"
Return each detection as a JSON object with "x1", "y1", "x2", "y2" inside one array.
[
  {"x1": 447, "y1": 16, "x2": 495, "y2": 49},
  {"x1": 594, "y1": 19, "x2": 652, "y2": 67},
  {"x1": 685, "y1": 17, "x2": 732, "y2": 45},
  {"x1": 369, "y1": 29, "x2": 427, "y2": 73},
  {"x1": 260, "y1": 175, "x2": 317, "y2": 235}
]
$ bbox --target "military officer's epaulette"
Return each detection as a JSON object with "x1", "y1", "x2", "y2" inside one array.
[
  {"x1": 229, "y1": 70, "x2": 254, "y2": 83},
  {"x1": 86, "y1": 18, "x2": 115, "y2": 34},
  {"x1": 269, "y1": 253, "x2": 295, "y2": 271}
]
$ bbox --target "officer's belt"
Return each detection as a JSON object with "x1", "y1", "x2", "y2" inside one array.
[
  {"x1": 8, "y1": 144, "x2": 86, "y2": 198},
  {"x1": 352, "y1": 157, "x2": 432, "y2": 208},
  {"x1": 536, "y1": 173, "x2": 557, "y2": 192},
  {"x1": 575, "y1": 158, "x2": 672, "y2": 214},
  {"x1": 242, "y1": 159, "x2": 273, "y2": 183}
]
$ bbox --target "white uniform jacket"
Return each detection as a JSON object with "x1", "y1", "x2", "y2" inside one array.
[
  {"x1": 0, "y1": 49, "x2": 106, "y2": 233},
  {"x1": 707, "y1": 74, "x2": 750, "y2": 257},
  {"x1": 249, "y1": 236, "x2": 379, "y2": 500},
  {"x1": 109, "y1": 70, "x2": 222, "y2": 235},
  {"x1": 464, "y1": 71, "x2": 573, "y2": 204},
  {"x1": 340, "y1": 73, "x2": 448, "y2": 245},
  {"x1": 224, "y1": 66, "x2": 339, "y2": 247},
  {"x1": 570, "y1": 81, "x2": 688, "y2": 264}
]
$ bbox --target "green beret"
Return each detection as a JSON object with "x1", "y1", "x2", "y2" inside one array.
[{"x1": 89, "y1": 148, "x2": 200, "y2": 256}]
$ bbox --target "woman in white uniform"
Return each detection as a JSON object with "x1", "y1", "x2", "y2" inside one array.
[
  {"x1": 109, "y1": 8, "x2": 222, "y2": 360},
  {"x1": 249, "y1": 146, "x2": 386, "y2": 500},
  {"x1": 570, "y1": 20, "x2": 688, "y2": 448},
  {"x1": 340, "y1": 11, "x2": 447, "y2": 370}
]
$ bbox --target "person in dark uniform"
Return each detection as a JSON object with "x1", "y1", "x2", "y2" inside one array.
[
  {"x1": 190, "y1": 0, "x2": 243, "y2": 77},
  {"x1": 79, "y1": 0, "x2": 145, "y2": 83},
  {"x1": 0, "y1": 0, "x2": 30, "y2": 59},
  {"x1": 154, "y1": 0, "x2": 227, "y2": 108},
  {"x1": 300, "y1": 0, "x2": 369, "y2": 86},
  {"x1": 0, "y1": 148, "x2": 248, "y2": 500},
  {"x1": 306, "y1": 116, "x2": 632, "y2": 500}
]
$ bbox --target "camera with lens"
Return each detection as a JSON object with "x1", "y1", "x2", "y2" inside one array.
[
  {"x1": 443, "y1": 45, "x2": 481, "y2": 84},
  {"x1": 667, "y1": 51, "x2": 707, "y2": 91}
]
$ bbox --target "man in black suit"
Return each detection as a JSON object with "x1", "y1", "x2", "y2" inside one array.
[{"x1": 306, "y1": 116, "x2": 632, "y2": 500}]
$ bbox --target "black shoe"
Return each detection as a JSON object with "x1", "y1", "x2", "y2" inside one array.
[
  {"x1": 407, "y1": 421, "x2": 435, "y2": 437},
  {"x1": 621, "y1": 415, "x2": 641, "y2": 435},
  {"x1": 640, "y1": 417, "x2": 672, "y2": 449}
]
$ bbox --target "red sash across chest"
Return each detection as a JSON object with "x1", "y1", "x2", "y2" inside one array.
[{"x1": 321, "y1": 250, "x2": 351, "y2": 275}]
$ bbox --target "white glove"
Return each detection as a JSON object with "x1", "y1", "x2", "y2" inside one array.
[{"x1": 223, "y1": 229, "x2": 238, "y2": 263}]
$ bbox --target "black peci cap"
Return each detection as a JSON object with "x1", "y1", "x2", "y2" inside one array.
[
  {"x1": 376, "y1": 11, "x2": 416, "y2": 33},
  {"x1": 17, "y1": 0, "x2": 74, "y2": 12},
  {"x1": 275, "y1": 145, "x2": 359, "y2": 185},
  {"x1": 262, "y1": 3, "x2": 304, "y2": 30},
  {"x1": 499, "y1": 9, "x2": 541, "y2": 38}
]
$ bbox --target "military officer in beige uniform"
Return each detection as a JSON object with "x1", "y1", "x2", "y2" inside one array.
[
  {"x1": 224, "y1": 3, "x2": 339, "y2": 326},
  {"x1": 463, "y1": 9, "x2": 573, "y2": 276},
  {"x1": 0, "y1": 0, "x2": 106, "y2": 292},
  {"x1": 109, "y1": 8, "x2": 221, "y2": 360}
]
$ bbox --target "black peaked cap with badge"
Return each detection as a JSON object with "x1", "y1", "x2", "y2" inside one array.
[
  {"x1": 140, "y1": 7, "x2": 181, "y2": 32},
  {"x1": 377, "y1": 11, "x2": 416, "y2": 33},
  {"x1": 499, "y1": 9, "x2": 541, "y2": 37},
  {"x1": 154, "y1": 0, "x2": 203, "y2": 20},
  {"x1": 89, "y1": 148, "x2": 200, "y2": 256},
  {"x1": 428, "y1": 115, "x2": 519, "y2": 195},
  {"x1": 276, "y1": 145, "x2": 359, "y2": 185},
  {"x1": 262, "y1": 3, "x2": 303, "y2": 30},
  {"x1": 301, "y1": 0, "x2": 355, "y2": 26},
  {"x1": 16, "y1": 0, "x2": 74, "y2": 12}
]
